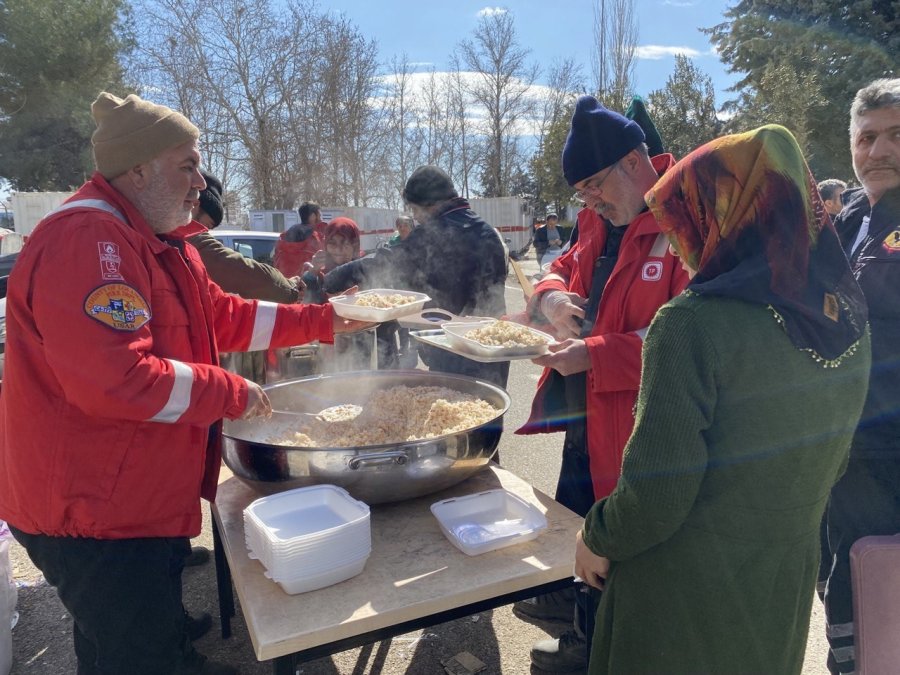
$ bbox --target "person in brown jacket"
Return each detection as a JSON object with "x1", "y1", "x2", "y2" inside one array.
[{"x1": 187, "y1": 171, "x2": 303, "y2": 304}]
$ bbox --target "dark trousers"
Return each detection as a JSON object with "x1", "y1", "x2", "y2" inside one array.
[
  {"x1": 825, "y1": 458, "x2": 900, "y2": 674},
  {"x1": 11, "y1": 527, "x2": 197, "y2": 675},
  {"x1": 555, "y1": 437, "x2": 602, "y2": 647}
]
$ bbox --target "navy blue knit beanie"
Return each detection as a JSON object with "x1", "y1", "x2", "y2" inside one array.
[{"x1": 562, "y1": 96, "x2": 646, "y2": 186}]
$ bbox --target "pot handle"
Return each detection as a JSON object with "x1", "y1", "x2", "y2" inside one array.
[{"x1": 348, "y1": 451, "x2": 409, "y2": 470}]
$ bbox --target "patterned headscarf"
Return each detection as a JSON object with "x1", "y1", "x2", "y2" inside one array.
[{"x1": 645, "y1": 124, "x2": 867, "y2": 362}]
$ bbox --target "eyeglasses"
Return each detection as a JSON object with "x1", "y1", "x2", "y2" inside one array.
[{"x1": 574, "y1": 162, "x2": 619, "y2": 202}]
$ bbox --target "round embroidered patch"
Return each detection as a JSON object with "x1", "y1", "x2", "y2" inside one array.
[
  {"x1": 882, "y1": 229, "x2": 900, "y2": 254},
  {"x1": 84, "y1": 283, "x2": 151, "y2": 331}
]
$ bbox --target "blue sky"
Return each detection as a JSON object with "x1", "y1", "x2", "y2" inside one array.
[{"x1": 327, "y1": 0, "x2": 740, "y2": 106}]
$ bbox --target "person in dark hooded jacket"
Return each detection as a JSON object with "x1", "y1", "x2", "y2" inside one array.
[{"x1": 324, "y1": 165, "x2": 509, "y2": 387}]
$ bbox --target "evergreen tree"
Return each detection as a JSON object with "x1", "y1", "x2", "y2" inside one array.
[
  {"x1": 647, "y1": 55, "x2": 721, "y2": 160},
  {"x1": 0, "y1": 0, "x2": 132, "y2": 190},
  {"x1": 705, "y1": 0, "x2": 897, "y2": 180},
  {"x1": 528, "y1": 113, "x2": 575, "y2": 216}
]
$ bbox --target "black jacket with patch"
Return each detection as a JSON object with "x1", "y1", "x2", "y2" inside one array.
[{"x1": 836, "y1": 186, "x2": 900, "y2": 458}]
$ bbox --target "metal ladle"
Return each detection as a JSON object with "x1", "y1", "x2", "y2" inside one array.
[{"x1": 270, "y1": 404, "x2": 363, "y2": 422}]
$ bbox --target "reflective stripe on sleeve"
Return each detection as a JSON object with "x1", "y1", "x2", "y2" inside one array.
[
  {"x1": 49, "y1": 199, "x2": 127, "y2": 224},
  {"x1": 830, "y1": 645, "x2": 855, "y2": 664},
  {"x1": 827, "y1": 622, "x2": 855, "y2": 639},
  {"x1": 149, "y1": 359, "x2": 194, "y2": 423},
  {"x1": 248, "y1": 301, "x2": 278, "y2": 351},
  {"x1": 634, "y1": 326, "x2": 649, "y2": 341}
]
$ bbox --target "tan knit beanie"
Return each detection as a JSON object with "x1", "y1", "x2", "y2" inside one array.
[{"x1": 91, "y1": 92, "x2": 200, "y2": 179}]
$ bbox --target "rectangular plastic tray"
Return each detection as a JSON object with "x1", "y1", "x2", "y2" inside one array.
[
  {"x1": 430, "y1": 489, "x2": 548, "y2": 556},
  {"x1": 329, "y1": 289, "x2": 430, "y2": 322},
  {"x1": 441, "y1": 320, "x2": 554, "y2": 359}
]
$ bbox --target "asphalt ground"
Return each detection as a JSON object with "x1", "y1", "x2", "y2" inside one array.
[{"x1": 6, "y1": 253, "x2": 830, "y2": 674}]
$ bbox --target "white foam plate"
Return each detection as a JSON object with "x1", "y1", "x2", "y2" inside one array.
[
  {"x1": 243, "y1": 485, "x2": 370, "y2": 546},
  {"x1": 329, "y1": 289, "x2": 431, "y2": 322},
  {"x1": 409, "y1": 330, "x2": 515, "y2": 363},
  {"x1": 245, "y1": 526, "x2": 371, "y2": 571},
  {"x1": 253, "y1": 542, "x2": 372, "y2": 578},
  {"x1": 265, "y1": 553, "x2": 370, "y2": 595},
  {"x1": 441, "y1": 321, "x2": 555, "y2": 359},
  {"x1": 430, "y1": 489, "x2": 548, "y2": 556}
]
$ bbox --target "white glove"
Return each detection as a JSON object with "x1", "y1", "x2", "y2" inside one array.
[
  {"x1": 540, "y1": 290, "x2": 587, "y2": 339},
  {"x1": 239, "y1": 379, "x2": 272, "y2": 419}
]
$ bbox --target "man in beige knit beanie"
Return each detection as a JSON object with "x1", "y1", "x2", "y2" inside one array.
[
  {"x1": 88, "y1": 91, "x2": 204, "y2": 234},
  {"x1": 0, "y1": 92, "x2": 366, "y2": 674}
]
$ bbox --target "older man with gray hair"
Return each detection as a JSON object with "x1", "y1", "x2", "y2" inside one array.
[
  {"x1": 823, "y1": 77, "x2": 900, "y2": 675},
  {"x1": 0, "y1": 92, "x2": 367, "y2": 674}
]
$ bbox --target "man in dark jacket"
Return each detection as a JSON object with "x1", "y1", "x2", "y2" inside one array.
[
  {"x1": 186, "y1": 171, "x2": 305, "y2": 385},
  {"x1": 324, "y1": 165, "x2": 509, "y2": 387},
  {"x1": 824, "y1": 77, "x2": 900, "y2": 675}
]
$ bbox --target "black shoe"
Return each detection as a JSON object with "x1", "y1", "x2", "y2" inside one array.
[
  {"x1": 185, "y1": 610, "x2": 213, "y2": 641},
  {"x1": 513, "y1": 586, "x2": 576, "y2": 625},
  {"x1": 530, "y1": 630, "x2": 588, "y2": 673},
  {"x1": 184, "y1": 546, "x2": 211, "y2": 567}
]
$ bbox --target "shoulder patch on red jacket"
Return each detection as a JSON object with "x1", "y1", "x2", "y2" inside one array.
[
  {"x1": 98, "y1": 241, "x2": 125, "y2": 280},
  {"x1": 84, "y1": 283, "x2": 151, "y2": 331}
]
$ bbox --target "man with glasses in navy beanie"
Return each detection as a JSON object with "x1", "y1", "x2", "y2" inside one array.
[{"x1": 515, "y1": 95, "x2": 689, "y2": 672}]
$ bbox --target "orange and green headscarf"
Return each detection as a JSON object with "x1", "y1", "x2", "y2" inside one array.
[{"x1": 646, "y1": 124, "x2": 866, "y2": 362}]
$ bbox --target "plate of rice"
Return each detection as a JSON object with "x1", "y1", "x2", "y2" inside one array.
[
  {"x1": 442, "y1": 319, "x2": 555, "y2": 359},
  {"x1": 329, "y1": 288, "x2": 431, "y2": 322}
]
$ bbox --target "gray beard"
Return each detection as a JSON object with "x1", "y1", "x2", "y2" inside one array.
[{"x1": 132, "y1": 168, "x2": 192, "y2": 234}]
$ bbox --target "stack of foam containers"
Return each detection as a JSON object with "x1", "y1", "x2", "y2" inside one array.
[{"x1": 243, "y1": 485, "x2": 371, "y2": 595}]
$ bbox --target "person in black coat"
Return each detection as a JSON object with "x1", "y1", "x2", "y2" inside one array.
[
  {"x1": 324, "y1": 165, "x2": 509, "y2": 387},
  {"x1": 823, "y1": 77, "x2": 900, "y2": 675}
]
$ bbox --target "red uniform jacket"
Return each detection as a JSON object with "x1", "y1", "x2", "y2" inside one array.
[
  {"x1": 518, "y1": 154, "x2": 690, "y2": 499},
  {"x1": 273, "y1": 229, "x2": 323, "y2": 277},
  {"x1": 0, "y1": 174, "x2": 335, "y2": 539}
]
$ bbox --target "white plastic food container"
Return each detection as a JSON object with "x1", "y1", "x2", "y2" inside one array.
[
  {"x1": 430, "y1": 489, "x2": 548, "y2": 556},
  {"x1": 262, "y1": 553, "x2": 369, "y2": 595},
  {"x1": 329, "y1": 289, "x2": 430, "y2": 322},
  {"x1": 243, "y1": 485, "x2": 372, "y2": 593},
  {"x1": 442, "y1": 320, "x2": 554, "y2": 360}
]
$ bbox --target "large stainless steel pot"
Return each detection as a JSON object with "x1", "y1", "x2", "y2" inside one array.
[{"x1": 222, "y1": 370, "x2": 510, "y2": 504}]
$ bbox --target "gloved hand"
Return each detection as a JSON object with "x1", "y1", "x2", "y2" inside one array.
[
  {"x1": 540, "y1": 290, "x2": 587, "y2": 339},
  {"x1": 240, "y1": 379, "x2": 272, "y2": 419}
]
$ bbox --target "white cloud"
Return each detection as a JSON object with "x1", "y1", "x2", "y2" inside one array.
[
  {"x1": 477, "y1": 7, "x2": 507, "y2": 17},
  {"x1": 374, "y1": 69, "x2": 555, "y2": 138},
  {"x1": 634, "y1": 45, "x2": 701, "y2": 60},
  {"x1": 408, "y1": 62, "x2": 434, "y2": 68},
  {"x1": 661, "y1": 0, "x2": 698, "y2": 6}
]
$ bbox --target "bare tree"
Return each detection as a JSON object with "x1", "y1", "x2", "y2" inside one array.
[
  {"x1": 383, "y1": 54, "x2": 419, "y2": 193},
  {"x1": 446, "y1": 54, "x2": 475, "y2": 198},
  {"x1": 457, "y1": 10, "x2": 539, "y2": 197},
  {"x1": 591, "y1": 0, "x2": 638, "y2": 112},
  {"x1": 130, "y1": 0, "x2": 387, "y2": 210},
  {"x1": 536, "y1": 58, "x2": 583, "y2": 149}
]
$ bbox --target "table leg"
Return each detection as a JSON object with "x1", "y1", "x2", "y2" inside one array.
[
  {"x1": 273, "y1": 654, "x2": 295, "y2": 675},
  {"x1": 212, "y1": 517, "x2": 235, "y2": 639}
]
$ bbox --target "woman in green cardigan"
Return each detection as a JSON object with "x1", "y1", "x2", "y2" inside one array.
[{"x1": 575, "y1": 125, "x2": 872, "y2": 674}]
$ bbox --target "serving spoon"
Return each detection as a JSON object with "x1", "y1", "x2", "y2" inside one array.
[{"x1": 270, "y1": 404, "x2": 363, "y2": 422}]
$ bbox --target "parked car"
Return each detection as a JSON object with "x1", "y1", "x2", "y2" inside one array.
[{"x1": 208, "y1": 229, "x2": 281, "y2": 266}]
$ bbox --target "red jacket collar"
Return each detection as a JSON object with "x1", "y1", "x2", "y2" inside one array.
[{"x1": 171, "y1": 220, "x2": 208, "y2": 238}]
